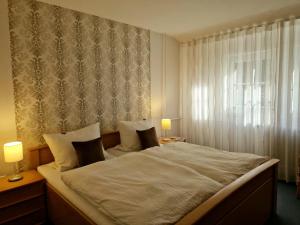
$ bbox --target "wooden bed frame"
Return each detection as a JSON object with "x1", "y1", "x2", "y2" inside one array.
[{"x1": 30, "y1": 131, "x2": 279, "y2": 225}]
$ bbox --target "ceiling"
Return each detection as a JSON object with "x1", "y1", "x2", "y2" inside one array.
[{"x1": 41, "y1": 0, "x2": 300, "y2": 41}]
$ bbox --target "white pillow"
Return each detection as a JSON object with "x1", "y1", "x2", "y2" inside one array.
[
  {"x1": 103, "y1": 150, "x2": 114, "y2": 160},
  {"x1": 118, "y1": 120, "x2": 152, "y2": 151},
  {"x1": 43, "y1": 123, "x2": 100, "y2": 171}
]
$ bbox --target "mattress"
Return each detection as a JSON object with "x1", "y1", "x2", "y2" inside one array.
[{"x1": 37, "y1": 145, "x2": 125, "y2": 225}]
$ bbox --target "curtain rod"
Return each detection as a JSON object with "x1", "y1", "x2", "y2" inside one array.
[{"x1": 184, "y1": 15, "x2": 298, "y2": 43}]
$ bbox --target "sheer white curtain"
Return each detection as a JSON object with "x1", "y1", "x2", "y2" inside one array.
[{"x1": 180, "y1": 19, "x2": 300, "y2": 181}]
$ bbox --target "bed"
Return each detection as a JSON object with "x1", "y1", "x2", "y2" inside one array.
[{"x1": 30, "y1": 131, "x2": 279, "y2": 225}]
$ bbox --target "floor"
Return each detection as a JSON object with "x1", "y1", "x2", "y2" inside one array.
[{"x1": 266, "y1": 182, "x2": 300, "y2": 225}]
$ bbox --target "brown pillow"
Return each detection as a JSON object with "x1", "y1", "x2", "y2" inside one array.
[
  {"x1": 72, "y1": 137, "x2": 105, "y2": 167},
  {"x1": 136, "y1": 127, "x2": 159, "y2": 150}
]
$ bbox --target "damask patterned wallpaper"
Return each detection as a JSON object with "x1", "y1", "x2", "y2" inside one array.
[{"x1": 8, "y1": 0, "x2": 151, "y2": 152}]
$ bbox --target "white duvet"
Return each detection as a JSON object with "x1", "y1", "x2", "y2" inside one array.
[
  {"x1": 61, "y1": 142, "x2": 268, "y2": 225},
  {"x1": 62, "y1": 153, "x2": 222, "y2": 225},
  {"x1": 144, "y1": 142, "x2": 269, "y2": 185}
]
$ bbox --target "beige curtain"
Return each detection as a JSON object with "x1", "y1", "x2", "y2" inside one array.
[{"x1": 180, "y1": 19, "x2": 300, "y2": 182}]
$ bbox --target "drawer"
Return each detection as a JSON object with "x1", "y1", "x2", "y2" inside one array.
[
  {"x1": 1, "y1": 208, "x2": 45, "y2": 225},
  {"x1": 0, "y1": 195, "x2": 45, "y2": 224},
  {"x1": 0, "y1": 182, "x2": 44, "y2": 208}
]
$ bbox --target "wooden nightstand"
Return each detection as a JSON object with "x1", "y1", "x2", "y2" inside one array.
[
  {"x1": 297, "y1": 157, "x2": 300, "y2": 198},
  {"x1": 159, "y1": 137, "x2": 186, "y2": 144},
  {"x1": 0, "y1": 170, "x2": 46, "y2": 225}
]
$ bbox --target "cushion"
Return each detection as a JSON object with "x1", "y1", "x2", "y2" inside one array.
[
  {"x1": 118, "y1": 120, "x2": 152, "y2": 151},
  {"x1": 43, "y1": 123, "x2": 100, "y2": 171},
  {"x1": 72, "y1": 137, "x2": 105, "y2": 167},
  {"x1": 103, "y1": 150, "x2": 114, "y2": 160},
  {"x1": 136, "y1": 127, "x2": 159, "y2": 150}
]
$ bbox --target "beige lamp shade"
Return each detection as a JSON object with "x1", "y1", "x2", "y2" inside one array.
[
  {"x1": 161, "y1": 119, "x2": 172, "y2": 130},
  {"x1": 4, "y1": 141, "x2": 23, "y2": 163}
]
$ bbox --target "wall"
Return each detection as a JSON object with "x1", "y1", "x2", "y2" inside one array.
[
  {"x1": 164, "y1": 36, "x2": 180, "y2": 136},
  {"x1": 0, "y1": 0, "x2": 17, "y2": 176},
  {"x1": 150, "y1": 32, "x2": 180, "y2": 137},
  {"x1": 149, "y1": 32, "x2": 163, "y2": 135},
  {"x1": 9, "y1": 0, "x2": 151, "y2": 153},
  {"x1": 0, "y1": 0, "x2": 180, "y2": 176}
]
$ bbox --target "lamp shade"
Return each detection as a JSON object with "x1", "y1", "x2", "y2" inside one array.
[
  {"x1": 161, "y1": 119, "x2": 171, "y2": 130},
  {"x1": 4, "y1": 141, "x2": 23, "y2": 163}
]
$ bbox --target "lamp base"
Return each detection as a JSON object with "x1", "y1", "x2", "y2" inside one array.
[{"x1": 8, "y1": 174, "x2": 23, "y2": 182}]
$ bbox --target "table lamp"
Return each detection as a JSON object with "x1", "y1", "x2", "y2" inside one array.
[
  {"x1": 4, "y1": 141, "x2": 23, "y2": 182},
  {"x1": 161, "y1": 118, "x2": 171, "y2": 141}
]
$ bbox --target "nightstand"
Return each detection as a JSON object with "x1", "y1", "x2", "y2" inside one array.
[
  {"x1": 159, "y1": 137, "x2": 186, "y2": 144},
  {"x1": 297, "y1": 157, "x2": 300, "y2": 198},
  {"x1": 0, "y1": 170, "x2": 46, "y2": 225}
]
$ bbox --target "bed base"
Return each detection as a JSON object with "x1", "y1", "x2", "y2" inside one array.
[
  {"x1": 30, "y1": 131, "x2": 279, "y2": 225},
  {"x1": 177, "y1": 159, "x2": 278, "y2": 225},
  {"x1": 46, "y1": 183, "x2": 97, "y2": 225}
]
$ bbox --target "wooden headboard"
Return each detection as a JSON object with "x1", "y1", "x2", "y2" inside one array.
[{"x1": 29, "y1": 131, "x2": 121, "y2": 169}]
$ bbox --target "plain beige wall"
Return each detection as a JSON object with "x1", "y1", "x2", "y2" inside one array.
[
  {"x1": 0, "y1": 0, "x2": 17, "y2": 176},
  {"x1": 0, "y1": 1, "x2": 180, "y2": 176},
  {"x1": 150, "y1": 32, "x2": 180, "y2": 137},
  {"x1": 164, "y1": 36, "x2": 180, "y2": 136},
  {"x1": 150, "y1": 32, "x2": 163, "y2": 136}
]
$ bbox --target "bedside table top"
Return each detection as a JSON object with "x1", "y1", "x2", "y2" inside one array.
[
  {"x1": 0, "y1": 170, "x2": 44, "y2": 193},
  {"x1": 159, "y1": 136, "x2": 186, "y2": 144}
]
